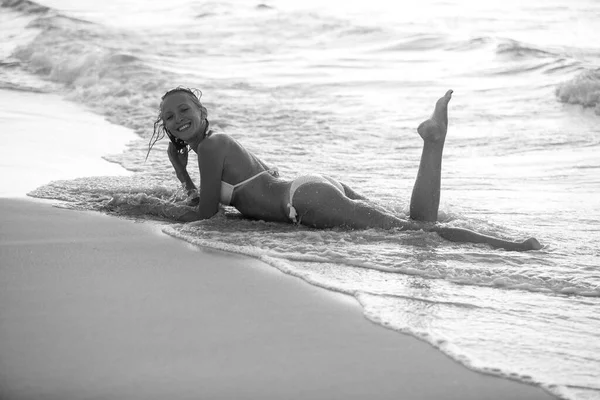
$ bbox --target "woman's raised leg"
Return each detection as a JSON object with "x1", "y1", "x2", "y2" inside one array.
[
  {"x1": 408, "y1": 90, "x2": 542, "y2": 250},
  {"x1": 409, "y1": 90, "x2": 453, "y2": 222}
]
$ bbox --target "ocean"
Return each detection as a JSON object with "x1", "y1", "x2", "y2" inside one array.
[{"x1": 1, "y1": 0, "x2": 599, "y2": 398}]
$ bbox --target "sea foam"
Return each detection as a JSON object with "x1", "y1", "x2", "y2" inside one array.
[{"x1": 556, "y1": 68, "x2": 600, "y2": 114}]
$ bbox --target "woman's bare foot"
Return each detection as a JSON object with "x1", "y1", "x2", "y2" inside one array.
[{"x1": 417, "y1": 89, "x2": 453, "y2": 142}]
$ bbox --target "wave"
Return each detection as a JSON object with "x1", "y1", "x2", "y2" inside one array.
[
  {"x1": 444, "y1": 37, "x2": 585, "y2": 78},
  {"x1": 446, "y1": 36, "x2": 560, "y2": 59},
  {"x1": 1, "y1": 3, "x2": 177, "y2": 156},
  {"x1": 10, "y1": 10, "x2": 136, "y2": 82},
  {"x1": 0, "y1": 80, "x2": 48, "y2": 92},
  {"x1": 376, "y1": 33, "x2": 448, "y2": 52},
  {"x1": 0, "y1": 0, "x2": 49, "y2": 14},
  {"x1": 446, "y1": 36, "x2": 494, "y2": 51},
  {"x1": 256, "y1": 4, "x2": 273, "y2": 10},
  {"x1": 496, "y1": 38, "x2": 557, "y2": 59},
  {"x1": 555, "y1": 68, "x2": 600, "y2": 114},
  {"x1": 489, "y1": 39, "x2": 583, "y2": 77}
]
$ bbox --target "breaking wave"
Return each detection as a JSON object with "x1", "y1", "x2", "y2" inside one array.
[{"x1": 556, "y1": 68, "x2": 600, "y2": 114}]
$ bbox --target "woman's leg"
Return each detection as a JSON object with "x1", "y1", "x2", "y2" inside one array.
[
  {"x1": 290, "y1": 90, "x2": 542, "y2": 250},
  {"x1": 407, "y1": 90, "x2": 542, "y2": 250},
  {"x1": 409, "y1": 90, "x2": 453, "y2": 222},
  {"x1": 292, "y1": 181, "x2": 541, "y2": 250},
  {"x1": 291, "y1": 182, "x2": 418, "y2": 231},
  {"x1": 433, "y1": 226, "x2": 542, "y2": 251}
]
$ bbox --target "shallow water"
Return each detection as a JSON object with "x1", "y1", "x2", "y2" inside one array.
[{"x1": 1, "y1": 0, "x2": 599, "y2": 398}]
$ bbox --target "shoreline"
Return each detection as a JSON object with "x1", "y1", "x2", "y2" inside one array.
[
  {"x1": 0, "y1": 197, "x2": 556, "y2": 400},
  {"x1": 0, "y1": 89, "x2": 135, "y2": 198}
]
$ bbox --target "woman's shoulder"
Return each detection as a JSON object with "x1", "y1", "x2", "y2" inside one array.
[
  {"x1": 203, "y1": 131, "x2": 233, "y2": 143},
  {"x1": 197, "y1": 133, "x2": 255, "y2": 168},
  {"x1": 197, "y1": 132, "x2": 234, "y2": 152}
]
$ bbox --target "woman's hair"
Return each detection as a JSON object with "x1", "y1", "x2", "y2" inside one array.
[{"x1": 146, "y1": 86, "x2": 208, "y2": 160}]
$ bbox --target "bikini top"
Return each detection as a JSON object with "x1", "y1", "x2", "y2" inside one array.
[{"x1": 220, "y1": 168, "x2": 278, "y2": 206}]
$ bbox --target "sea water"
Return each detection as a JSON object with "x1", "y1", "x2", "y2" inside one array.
[{"x1": 1, "y1": 0, "x2": 599, "y2": 398}]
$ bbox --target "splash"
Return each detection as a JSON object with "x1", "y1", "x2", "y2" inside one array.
[{"x1": 556, "y1": 68, "x2": 600, "y2": 115}]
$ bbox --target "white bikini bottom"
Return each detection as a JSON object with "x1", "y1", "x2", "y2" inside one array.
[{"x1": 287, "y1": 174, "x2": 344, "y2": 223}]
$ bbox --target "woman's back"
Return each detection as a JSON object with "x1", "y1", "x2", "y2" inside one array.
[{"x1": 198, "y1": 133, "x2": 290, "y2": 221}]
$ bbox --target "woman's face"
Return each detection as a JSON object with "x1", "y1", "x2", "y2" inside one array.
[{"x1": 161, "y1": 92, "x2": 204, "y2": 142}]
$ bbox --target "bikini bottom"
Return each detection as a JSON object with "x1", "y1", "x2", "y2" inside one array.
[{"x1": 287, "y1": 174, "x2": 344, "y2": 223}]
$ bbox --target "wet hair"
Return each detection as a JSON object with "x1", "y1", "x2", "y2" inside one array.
[{"x1": 146, "y1": 86, "x2": 208, "y2": 160}]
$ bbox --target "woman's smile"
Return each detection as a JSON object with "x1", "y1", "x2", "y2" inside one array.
[{"x1": 177, "y1": 122, "x2": 191, "y2": 132}]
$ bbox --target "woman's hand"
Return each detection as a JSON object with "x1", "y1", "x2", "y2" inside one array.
[
  {"x1": 167, "y1": 141, "x2": 189, "y2": 167},
  {"x1": 186, "y1": 188, "x2": 200, "y2": 206}
]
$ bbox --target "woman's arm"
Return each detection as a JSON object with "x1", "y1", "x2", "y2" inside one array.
[
  {"x1": 157, "y1": 150, "x2": 223, "y2": 223},
  {"x1": 156, "y1": 136, "x2": 229, "y2": 223},
  {"x1": 195, "y1": 135, "x2": 228, "y2": 219},
  {"x1": 167, "y1": 142, "x2": 197, "y2": 195},
  {"x1": 158, "y1": 203, "x2": 203, "y2": 223}
]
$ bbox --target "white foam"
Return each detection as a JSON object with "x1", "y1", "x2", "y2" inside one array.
[
  {"x1": 556, "y1": 69, "x2": 600, "y2": 114},
  {"x1": 0, "y1": 89, "x2": 136, "y2": 197}
]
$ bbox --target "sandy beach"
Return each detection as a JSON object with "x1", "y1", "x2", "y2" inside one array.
[
  {"x1": 0, "y1": 89, "x2": 134, "y2": 198},
  {"x1": 0, "y1": 198, "x2": 556, "y2": 400}
]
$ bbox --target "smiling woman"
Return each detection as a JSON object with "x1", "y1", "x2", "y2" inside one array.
[
  {"x1": 162, "y1": 89, "x2": 209, "y2": 148},
  {"x1": 146, "y1": 87, "x2": 542, "y2": 251}
]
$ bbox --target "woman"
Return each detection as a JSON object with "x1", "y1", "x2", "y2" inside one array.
[{"x1": 149, "y1": 87, "x2": 542, "y2": 251}]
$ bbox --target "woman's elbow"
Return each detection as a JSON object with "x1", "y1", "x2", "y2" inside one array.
[{"x1": 189, "y1": 202, "x2": 219, "y2": 222}]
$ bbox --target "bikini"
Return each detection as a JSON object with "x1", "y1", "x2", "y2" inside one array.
[
  {"x1": 220, "y1": 169, "x2": 278, "y2": 206},
  {"x1": 286, "y1": 175, "x2": 345, "y2": 223},
  {"x1": 220, "y1": 170, "x2": 345, "y2": 224}
]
